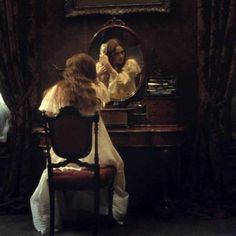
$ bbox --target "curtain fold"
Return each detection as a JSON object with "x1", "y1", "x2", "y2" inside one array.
[
  {"x1": 0, "y1": 0, "x2": 39, "y2": 214},
  {"x1": 185, "y1": 0, "x2": 236, "y2": 216}
]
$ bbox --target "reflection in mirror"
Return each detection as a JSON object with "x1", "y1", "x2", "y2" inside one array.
[
  {"x1": 96, "y1": 38, "x2": 141, "y2": 100},
  {"x1": 89, "y1": 23, "x2": 145, "y2": 102}
]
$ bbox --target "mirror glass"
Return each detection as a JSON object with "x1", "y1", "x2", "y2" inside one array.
[{"x1": 89, "y1": 22, "x2": 145, "y2": 102}]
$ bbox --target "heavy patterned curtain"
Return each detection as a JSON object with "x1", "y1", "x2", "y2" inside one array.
[
  {"x1": 185, "y1": 0, "x2": 236, "y2": 216},
  {"x1": 0, "y1": 0, "x2": 39, "y2": 214}
]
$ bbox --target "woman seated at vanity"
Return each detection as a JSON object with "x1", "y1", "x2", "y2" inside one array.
[
  {"x1": 30, "y1": 53, "x2": 129, "y2": 234},
  {"x1": 96, "y1": 38, "x2": 141, "y2": 100}
]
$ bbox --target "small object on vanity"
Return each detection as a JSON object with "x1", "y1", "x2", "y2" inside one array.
[
  {"x1": 101, "y1": 108, "x2": 134, "y2": 127},
  {"x1": 146, "y1": 75, "x2": 176, "y2": 96},
  {"x1": 128, "y1": 101, "x2": 147, "y2": 124}
]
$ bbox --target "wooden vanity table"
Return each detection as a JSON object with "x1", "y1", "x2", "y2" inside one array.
[
  {"x1": 106, "y1": 123, "x2": 185, "y2": 218},
  {"x1": 107, "y1": 124, "x2": 184, "y2": 148},
  {"x1": 34, "y1": 124, "x2": 184, "y2": 149},
  {"x1": 33, "y1": 122, "x2": 185, "y2": 218}
]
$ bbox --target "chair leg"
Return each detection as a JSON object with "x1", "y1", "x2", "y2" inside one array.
[
  {"x1": 108, "y1": 185, "x2": 114, "y2": 219},
  {"x1": 49, "y1": 189, "x2": 55, "y2": 236},
  {"x1": 93, "y1": 178, "x2": 100, "y2": 236}
]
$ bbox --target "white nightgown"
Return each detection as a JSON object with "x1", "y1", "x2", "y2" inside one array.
[
  {"x1": 30, "y1": 81, "x2": 129, "y2": 234},
  {"x1": 96, "y1": 59, "x2": 141, "y2": 100}
]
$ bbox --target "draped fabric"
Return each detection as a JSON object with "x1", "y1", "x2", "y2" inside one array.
[
  {"x1": 0, "y1": 93, "x2": 10, "y2": 143},
  {"x1": 185, "y1": 0, "x2": 236, "y2": 216},
  {"x1": 0, "y1": 0, "x2": 39, "y2": 214}
]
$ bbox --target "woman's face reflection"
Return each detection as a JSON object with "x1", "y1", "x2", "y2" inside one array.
[{"x1": 110, "y1": 45, "x2": 125, "y2": 67}]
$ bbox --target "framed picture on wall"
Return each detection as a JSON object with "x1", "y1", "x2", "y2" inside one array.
[{"x1": 65, "y1": 0, "x2": 171, "y2": 17}]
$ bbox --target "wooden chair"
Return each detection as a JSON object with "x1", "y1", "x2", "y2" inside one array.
[{"x1": 42, "y1": 106, "x2": 116, "y2": 236}]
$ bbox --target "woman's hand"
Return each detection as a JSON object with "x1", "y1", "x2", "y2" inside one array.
[
  {"x1": 97, "y1": 65, "x2": 110, "y2": 87},
  {"x1": 99, "y1": 54, "x2": 112, "y2": 72},
  {"x1": 99, "y1": 54, "x2": 109, "y2": 64}
]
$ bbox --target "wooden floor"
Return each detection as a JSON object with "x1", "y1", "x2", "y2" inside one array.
[{"x1": 0, "y1": 211, "x2": 236, "y2": 236}]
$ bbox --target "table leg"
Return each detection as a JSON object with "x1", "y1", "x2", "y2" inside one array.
[{"x1": 154, "y1": 148, "x2": 176, "y2": 218}]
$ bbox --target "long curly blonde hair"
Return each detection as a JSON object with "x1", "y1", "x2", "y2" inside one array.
[{"x1": 56, "y1": 53, "x2": 101, "y2": 114}]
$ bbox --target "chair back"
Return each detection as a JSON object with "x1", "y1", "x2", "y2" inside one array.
[
  {"x1": 41, "y1": 106, "x2": 115, "y2": 236},
  {"x1": 42, "y1": 106, "x2": 99, "y2": 164}
]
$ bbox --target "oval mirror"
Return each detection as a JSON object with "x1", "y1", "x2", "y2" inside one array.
[{"x1": 88, "y1": 18, "x2": 146, "y2": 103}]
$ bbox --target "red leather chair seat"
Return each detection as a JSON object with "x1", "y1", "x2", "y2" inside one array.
[{"x1": 52, "y1": 166, "x2": 116, "y2": 189}]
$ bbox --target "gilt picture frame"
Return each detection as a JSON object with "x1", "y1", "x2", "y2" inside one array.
[{"x1": 65, "y1": 0, "x2": 171, "y2": 17}]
